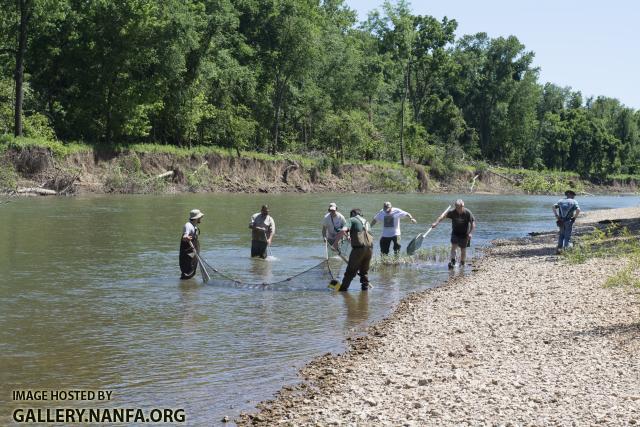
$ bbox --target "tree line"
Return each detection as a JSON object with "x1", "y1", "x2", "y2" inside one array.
[{"x1": 2, "y1": 0, "x2": 639, "y2": 179}]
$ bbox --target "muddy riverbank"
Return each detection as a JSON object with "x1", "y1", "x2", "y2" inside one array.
[{"x1": 2, "y1": 145, "x2": 638, "y2": 196}]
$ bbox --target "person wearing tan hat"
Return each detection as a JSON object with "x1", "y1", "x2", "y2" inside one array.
[
  {"x1": 321, "y1": 202, "x2": 348, "y2": 246},
  {"x1": 370, "y1": 201, "x2": 417, "y2": 255},
  {"x1": 553, "y1": 190, "x2": 580, "y2": 254},
  {"x1": 179, "y1": 209, "x2": 204, "y2": 279}
]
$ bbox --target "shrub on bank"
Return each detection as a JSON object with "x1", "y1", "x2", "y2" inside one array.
[
  {"x1": 0, "y1": 159, "x2": 18, "y2": 191},
  {"x1": 564, "y1": 224, "x2": 640, "y2": 289}
]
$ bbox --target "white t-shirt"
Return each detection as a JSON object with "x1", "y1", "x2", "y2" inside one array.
[
  {"x1": 250, "y1": 213, "x2": 275, "y2": 241},
  {"x1": 373, "y1": 208, "x2": 409, "y2": 238},
  {"x1": 182, "y1": 222, "x2": 197, "y2": 239},
  {"x1": 321, "y1": 212, "x2": 348, "y2": 240}
]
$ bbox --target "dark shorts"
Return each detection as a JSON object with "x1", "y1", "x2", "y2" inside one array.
[
  {"x1": 380, "y1": 236, "x2": 401, "y2": 255},
  {"x1": 450, "y1": 234, "x2": 469, "y2": 247}
]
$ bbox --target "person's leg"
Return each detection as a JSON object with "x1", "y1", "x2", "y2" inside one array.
[
  {"x1": 459, "y1": 236, "x2": 469, "y2": 264},
  {"x1": 340, "y1": 248, "x2": 364, "y2": 291},
  {"x1": 563, "y1": 221, "x2": 574, "y2": 248},
  {"x1": 380, "y1": 237, "x2": 391, "y2": 255},
  {"x1": 358, "y1": 247, "x2": 373, "y2": 290},
  {"x1": 251, "y1": 240, "x2": 267, "y2": 258},
  {"x1": 557, "y1": 223, "x2": 565, "y2": 252},
  {"x1": 449, "y1": 243, "x2": 459, "y2": 268},
  {"x1": 392, "y1": 235, "x2": 401, "y2": 255}
]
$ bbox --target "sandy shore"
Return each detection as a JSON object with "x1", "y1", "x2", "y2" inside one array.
[{"x1": 238, "y1": 207, "x2": 640, "y2": 426}]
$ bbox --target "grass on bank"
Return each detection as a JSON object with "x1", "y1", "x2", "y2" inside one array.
[
  {"x1": 563, "y1": 224, "x2": 640, "y2": 288},
  {"x1": 369, "y1": 245, "x2": 450, "y2": 271},
  {"x1": 0, "y1": 134, "x2": 91, "y2": 157},
  {"x1": 2, "y1": 135, "x2": 636, "y2": 195},
  {"x1": 491, "y1": 166, "x2": 584, "y2": 194},
  {"x1": 0, "y1": 136, "x2": 407, "y2": 171}
]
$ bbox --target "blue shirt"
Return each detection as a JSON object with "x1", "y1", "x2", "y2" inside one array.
[{"x1": 554, "y1": 198, "x2": 579, "y2": 220}]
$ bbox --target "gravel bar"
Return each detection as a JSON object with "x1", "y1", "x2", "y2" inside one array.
[{"x1": 238, "y1": 207, "x2": 640, "y2": 426}]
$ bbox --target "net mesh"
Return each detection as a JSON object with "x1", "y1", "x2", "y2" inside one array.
[{"x1": 197, "y1": 256, "x2": 344, "y2": 291}]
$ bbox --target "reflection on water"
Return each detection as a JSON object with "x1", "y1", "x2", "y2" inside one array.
[
  {"x1": 341, "y1": 292, "x2": 370, "y2": 329},
  {"x1": 0, "y1": 193, "x2": 638, "y2": 423}
]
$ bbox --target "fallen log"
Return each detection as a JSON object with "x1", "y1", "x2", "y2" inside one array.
[
  {"x1": 17, "y1": 187, "x2": 58, "y2": 196},
  {"x1": 469, "y1": 174, "x2": 479, "y2": 192},
  {"x1": 156, "y1": 170, "x2": 174, "y2": 179},
  {"x1": 486, "y1": 169, "x2": 519, "y2": 184}
]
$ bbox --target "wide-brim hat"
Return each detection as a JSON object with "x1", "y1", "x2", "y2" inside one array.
[
  {"x1": 565, "y1": 190, "x2": 576, "y2": 197},
  {"x1": 189, "y1": 209, "x2": 204, "y2": 220}
]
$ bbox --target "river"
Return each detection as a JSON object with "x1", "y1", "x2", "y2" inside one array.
[{"x1": 1, "y1": 193, "x2": 637, "y2": 424}]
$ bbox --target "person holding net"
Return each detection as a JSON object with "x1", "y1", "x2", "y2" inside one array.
[
  {"x1": 322, "y1": 202, "x2": 348, "y2": 252},
  {"x1": 431, "y1": 199, "x2": 476, "y2": 269},
  {"x1": 332, "y1": 208, "x2": 374, "y2": 291},
  {"x1": 179, "y1": 209, "x2": 204, "y2": 279},
  {"x1": 249, "y1": 204, "x2": 275, "y2": 259}
]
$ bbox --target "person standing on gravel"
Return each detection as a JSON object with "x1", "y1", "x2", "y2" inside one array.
[
  {"x1": 431, "y1": 199, "x2": 476, "y2": 269},
  {"x1": 553, "y1": 190, "x2": 580, "y2": 254}
]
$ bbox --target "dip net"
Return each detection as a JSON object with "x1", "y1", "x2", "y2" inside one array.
[{"x1": 197, "y1": 255, "x2": 344, "y2": 291}]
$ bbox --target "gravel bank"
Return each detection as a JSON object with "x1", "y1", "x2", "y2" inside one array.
[{"x1": 239, "y1": 207, "x2": 640, "y2": 426}]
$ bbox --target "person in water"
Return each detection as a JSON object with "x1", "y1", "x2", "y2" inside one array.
[
  {"x1": 332, "y1": 208, "x2": 374, "y2": 291},
  {"x1": 370, "y1": 201, "x2": 417, "y2": 255},
  {"x1": 322, "y1": 202, "x2": 348, "y2": 247},
  {"x1": 553, "y1": 190, "x2": 580, "y2": 254},
  {"x1": 179, "y1": 209, "x2": 204, "y2": 279},
  {"x1": 249, "y1": 204, "x2": 276, "y2": 258},
  {"x1": 431, "y1": 199, "x2": 476, "y2": 269}
]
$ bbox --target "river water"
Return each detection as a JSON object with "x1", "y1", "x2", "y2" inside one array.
[{"x1": 1, "y1": 193, "x2": 637, "y2": 424}]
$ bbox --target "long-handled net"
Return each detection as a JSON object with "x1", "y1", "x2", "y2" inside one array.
[{"x1": 196, "y1": 255, "x2": 343, "y2": 291}]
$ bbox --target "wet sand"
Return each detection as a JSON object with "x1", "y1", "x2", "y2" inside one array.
[{"x1": 238, "y1": 207, "x2": 640, "y2": 426}]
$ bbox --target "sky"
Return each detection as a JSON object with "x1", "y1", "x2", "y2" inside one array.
[{"x1": 345, "y1": 0, "x2": 640, "y2": 109}]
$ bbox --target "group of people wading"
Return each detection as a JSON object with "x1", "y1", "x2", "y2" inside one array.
[
  {"x1": 179, "y1": 190, "x2": 579, "y2": 287},
  {"x1": 179, "y1": 201, "x2": 477, "y2": 288}
]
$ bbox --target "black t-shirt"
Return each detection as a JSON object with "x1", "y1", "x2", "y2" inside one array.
[{"x1": 446, "y1": 208, "x2": 475, "y2": 236}]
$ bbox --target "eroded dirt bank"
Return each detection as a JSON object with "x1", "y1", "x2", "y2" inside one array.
[
  {"x1": 238, "y1": 207, "x2": 640, "y2": 426},
  {"x1": 4, "y1": 146, "x2": 638, "y2": 196}
]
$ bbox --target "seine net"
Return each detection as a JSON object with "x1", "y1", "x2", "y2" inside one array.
[{"x1": 197, "y1": 256, "x2": 344, "y2": 291}]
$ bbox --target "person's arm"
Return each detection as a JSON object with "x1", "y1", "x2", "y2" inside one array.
[
  {"x1": 370, "y1": 211, "x2": 381, "y2": 227},
  {"x1": 553, "y1": 204, "x2": 559, "y2": 220},
  {"x1": 322, "y1": 225, "x2": 328, "y2": 240},
  {"x1": 431, "y1": 210, "x2": 449, "y2": 228},
  {"x1": 401, "y1": 210, "x2": 417, "y2": 224},
  {"x1": 182, "y1": 223, "x2": 193, "y2": 241},
  {"x1": 468, "y1": 220, "x2": 476, "y2": 238},
  {"x1": 268, "y1": 218, "x2": 275, "y2": 245},
  {"x1": 572, "y1": 207, "x2": 581, "y2": 221},
  {"x1": 333, "y1": 223, "x2": 350, "y2": 249}
]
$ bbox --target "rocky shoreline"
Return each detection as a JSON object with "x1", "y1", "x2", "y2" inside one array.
[{"x1": 238, "y1": 207, "x2": 640, "y2": 425}]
